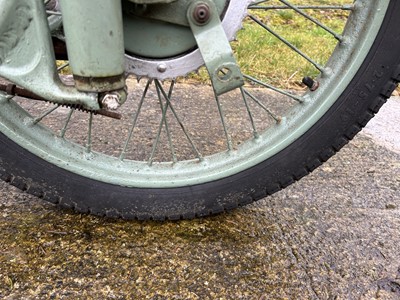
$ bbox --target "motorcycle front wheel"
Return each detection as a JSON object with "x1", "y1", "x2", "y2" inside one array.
[{"x1": 0, "y1": 0, "x2": 399, "y2": 220}]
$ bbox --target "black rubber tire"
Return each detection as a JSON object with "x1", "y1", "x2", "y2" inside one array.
[{"x1": 1, "y1": 2, "x2": 400, "y2": 220}]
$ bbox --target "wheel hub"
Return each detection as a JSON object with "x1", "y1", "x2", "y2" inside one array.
[{"x1": 124, "y1": 0, "x2": 252, "y2": 79}]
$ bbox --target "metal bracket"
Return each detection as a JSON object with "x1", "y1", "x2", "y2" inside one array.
[
  {"x1": 187, "y1": 0, "x2": 244, "y2": 95},
  {"x1": 0, "y1": 0, "x2": 99, "y2": 110}
]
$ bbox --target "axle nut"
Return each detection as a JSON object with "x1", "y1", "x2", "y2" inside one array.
[
  {"x1": 100, "y1": 88, "x2": 127, "y2": 110},
  {"x1": 101, "y1": 93, "x2": 120, "y2": 110}
]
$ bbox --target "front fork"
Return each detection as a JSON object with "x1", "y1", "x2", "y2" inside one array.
[
  {"x1": 0, "y1": 0, "x2": 99, "y2": 110},
  {"x1": 0, "y1": 0, "x2": 243, "y2": 111}
]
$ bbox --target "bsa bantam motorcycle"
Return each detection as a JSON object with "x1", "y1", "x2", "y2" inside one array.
[{"x1": 0, "y1": 0, "x2": 398, "y2": 220}]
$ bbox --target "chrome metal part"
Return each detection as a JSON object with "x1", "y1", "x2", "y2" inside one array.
[
  {"x1": 101, "y1": 94, "x2": 121, "y2": 110},
  {"x1": 157, "y1": 64, "x2": 168, "y2": 73},
  {"x1": 100, "y1": 88, "x2": 128, "y2": 110},
  {"x1": 0, "y1": 0, "x2": 99, "y2": 110},
  {"x1": 125, "y1": 0, "x2": 252, "y2": 80},
  {"x1": 187, "y1": 0, "x2": 244, "y2": 95}
]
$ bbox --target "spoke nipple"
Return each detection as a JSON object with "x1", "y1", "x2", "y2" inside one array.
[{"x1": 302, "y1": 77, "x2": 319, "y2": 91}]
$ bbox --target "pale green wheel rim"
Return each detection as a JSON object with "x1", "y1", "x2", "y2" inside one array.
[{"x1": 0, "y1": 0, "x2": 390, "y2": 188}]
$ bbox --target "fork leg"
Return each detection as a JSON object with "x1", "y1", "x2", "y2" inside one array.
[
  {"x1": 59, "y1": 0, "x2": 126, "y2": 93},
  {"x1": 0, "y1": 0, "x2": 99, "y2": 110}
]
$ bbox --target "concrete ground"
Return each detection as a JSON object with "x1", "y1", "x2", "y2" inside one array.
[{"x1": 0, "y1": 98, "x2": 399, "y2": 299}]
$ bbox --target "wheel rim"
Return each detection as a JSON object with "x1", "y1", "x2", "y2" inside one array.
[{"x1": 0, "y1": 0, "x2": 390, "y2": 188}]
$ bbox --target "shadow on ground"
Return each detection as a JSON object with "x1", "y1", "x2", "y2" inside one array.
[{"x1": 0, "y1": 134, "x2": 399, "y2": 299}]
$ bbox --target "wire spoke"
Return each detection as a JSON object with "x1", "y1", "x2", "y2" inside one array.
[
  {"x1": 249, "y1": 4, "x2": 354, "y2": 11},
  {"x1": 242, "y1": 88, "x2": 282, "y2": 123},
  {"x1": 119, "y1": 79, "x2": 151, "y2": 160},
  {"x1": 248, "y1": 14, "x2": 325, "y2": 73},
  {"x1": 148, "y1": 82, "x2": 176, "y2": 165},
  {"x1": 46, "y1": 10, "x2": 62, "y2": 16},
  {"x1": 154, "y1": 80, "x2": 203, "y2": 161},
  {"x1": 60, "y1": 108, "x2": 74, "y2": 138},
  {"x1": 240, "y1": 87, "x2": 259, "y2": 139},
  {"x1": 163, "y1": 81, "x2": 178, "y2": 163},
  {"x1": 277, "y1": 0, "x2": 344, "y2": 41},
  {"x1": 214, "y1": 93, "x2": 233, "y2": 151},
  {"x1": 86, "y1": 113, "x2": 93, "y2": 153},
  {"x1": 32, "y1": 104, "x2": 60, "y2": 125},
  {"x1": 244, "y1": 74, "x2": 303, "y2": 103},
  {"x1": 57, "y1": 62, "x2": 70, "y2": 72}
]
